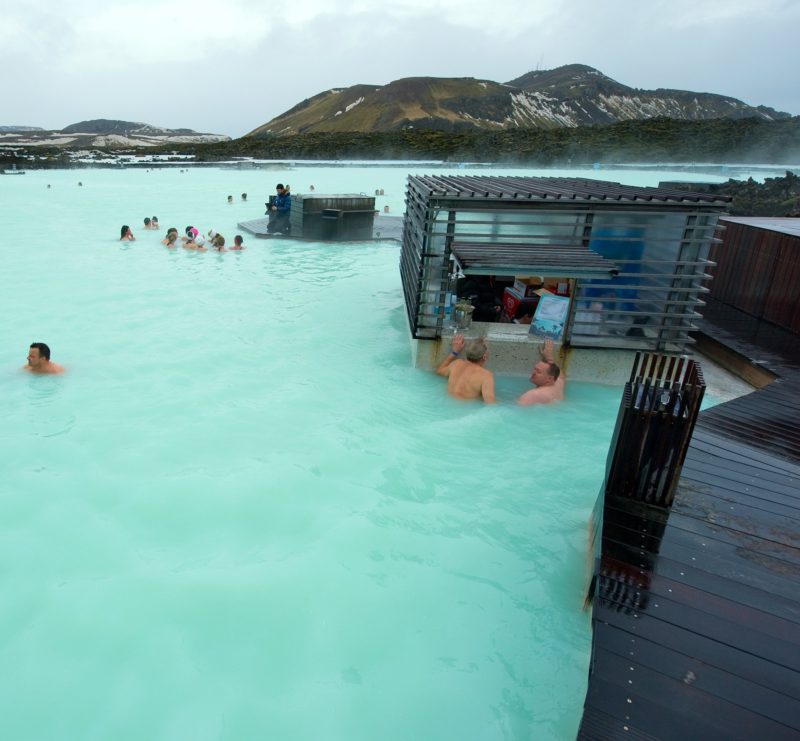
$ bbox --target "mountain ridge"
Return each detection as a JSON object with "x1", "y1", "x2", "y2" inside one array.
[{"x1": 248, "y1": 63, "x2": 790, "y2": 136}]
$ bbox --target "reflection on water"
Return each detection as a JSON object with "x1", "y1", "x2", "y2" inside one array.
[{"x1": 20, "y1": 373, "x2": 75, "y2": 438}]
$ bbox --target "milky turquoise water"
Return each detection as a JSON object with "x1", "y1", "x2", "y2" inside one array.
[{"x1": 0, "y1": 165, "x2": 724, "y2": 740}]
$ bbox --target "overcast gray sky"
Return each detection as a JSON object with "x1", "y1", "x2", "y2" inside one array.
[{"x1": 3, "y1": 0, "x2": 799, "y2": 137}]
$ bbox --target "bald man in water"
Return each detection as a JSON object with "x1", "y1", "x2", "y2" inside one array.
[
  {"x1": 435, "y1": 333, "x2": 496, "y2": 403},
  {"x1": 24, "y1": 342, "x2": 64, "y2": 374},
  {"x1": 518, "y1": 339, "x2": 564, "y2": 406}
]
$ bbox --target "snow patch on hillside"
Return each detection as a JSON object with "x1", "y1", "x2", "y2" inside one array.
[{"x1": 345, "y1": 97, "x2": 365, "y2": 113}]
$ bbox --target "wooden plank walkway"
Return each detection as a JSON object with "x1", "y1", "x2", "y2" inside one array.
[{"x1": 579, "y1": 308, "x2": 800, "y2": 739}]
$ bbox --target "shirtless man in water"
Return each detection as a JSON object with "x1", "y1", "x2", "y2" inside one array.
[
  {"x1": 435, "y1": 333, "x2": 495, "y2": 403},
  {"x1": 24, "y1": 342, "x2": 64, "y2": 374},
  {"x1": 518, "y1": 340, "x2": 564, "y2": 406}
]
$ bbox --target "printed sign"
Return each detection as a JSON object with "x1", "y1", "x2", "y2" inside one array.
[{"x1": 529, "y1": 294, "x2": 570, "y2": 340}]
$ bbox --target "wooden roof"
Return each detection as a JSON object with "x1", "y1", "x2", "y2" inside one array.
[
  {"x1": 450, "y1": 241, "x2": 619, "y2": 278},
  {"x1": 409, "y1": 175, "x2": 732, "y2": 206},
  {"x1": 720, "y1": 217, "x2": 800, "y2": 239}
]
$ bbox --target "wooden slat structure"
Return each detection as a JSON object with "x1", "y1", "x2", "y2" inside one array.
[
  {"x1": 579, "y1": 309, "x2": 800, "y2": 739},
  {"x1": 450, "y1": 241, "x2": 618, "y2": 278},
  {"x1": 400, "y1": 175, "x2": 730, "y2": 350},
  {"x1": 708, "y1": 218, "x2": 800, "y2": 334},
  {"x1": 408, "y1": 175, "x2": 729, "y2": 204}
]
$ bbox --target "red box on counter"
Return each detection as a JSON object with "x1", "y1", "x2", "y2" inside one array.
[{"x1": 502, "y1": 287, "x2": 540, "y2": 320}]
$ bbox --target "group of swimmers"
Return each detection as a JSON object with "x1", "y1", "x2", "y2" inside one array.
[
  {"x1": 120, "y1": 217, "x2": 159, "y2": 241},
  {"x1": 436, "y1": 335, "x2": 565, "y2": 406},
  {"x1": 119, "y1": 219, "x2": 244, "y2": 251},
  {"x1": 162, "y1": 226, "x2": 244, "y2": 251},
  {"x1": 23, "y1": 335, "x2": 565, "y2": 409}
]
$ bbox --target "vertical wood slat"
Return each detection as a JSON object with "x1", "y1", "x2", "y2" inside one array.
[
  {"x1": 710, "y1": 221, "x2": 800, "y2": 333},
  {"x1": 603, "y1": 353, "x2": 705, "y2": 508}
]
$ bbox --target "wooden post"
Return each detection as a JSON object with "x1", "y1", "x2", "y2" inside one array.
[{"x1": 588, "y1": 352, "x2": 705, "y2": 609}]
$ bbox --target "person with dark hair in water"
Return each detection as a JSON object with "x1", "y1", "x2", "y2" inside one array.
[
  {"x1": 267, "y1": 183, "x2": 291, "y2": 235},
  {"x1": 24, "y1": 342, "x2": 64, "y2": 374}
]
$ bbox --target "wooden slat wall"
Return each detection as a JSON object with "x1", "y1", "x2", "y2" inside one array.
[{"x1": 709, "y1": 222, "x2": 800, "y2": 333}]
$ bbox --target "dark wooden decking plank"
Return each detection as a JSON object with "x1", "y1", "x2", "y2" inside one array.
[
  {"x1": 584, "y1": 659, "x2": 799, "y2": 741},
  {"x1": 577, "y1": 706, "x2": 661, "y2": 740},
  {"x1": 676, "y1": 473, "x2": 800, "y2": 519},
  {"x1": 597, "y1": 586, "x2": 800, "y2": 669},
  {"x1": 664, "y1": 512, "x2": 800, "y2": 568},
  {"x1": 593, "y1": 642, "x2": 800, "y2": 730},
  {"x1": 671, "y1": 490, "x2": 800, "y2": 549},
  {"x1": 593, "y1": 603, "x2": 800, "y2": 701},
  {"x1": 697, "y1": 415, "x2": 800, "y2": 455},
  {"x1": 651, "y1": 556, "x2": 800, "y2": 624},
  {"x1": 682, "y1": 452, "x2": 800, "y2": 502},
  {"x1": 581, "y1": 677, "x2": 729, "y2": 741},
  {"x1": 600, "y1": 509, "x2": 800, "y2": 573},
  {"x1": 594, "y1": 619, "x2": 800, "y2": 703},
  {"x1": 601, "y1": 509, "x2": 800, "y2": 579},
  {"x1": 702, "y1": 396, "x2": 800, "y2": 430},
  {"x1": 690, "y1": 428, "x2": 800, "y2": 475},
  {"x1": 601, "y1": 533, "x2": 800, "y2": 602},
  {"x1": 643, "y1": 573, "x2": 800, "y2": 640}
]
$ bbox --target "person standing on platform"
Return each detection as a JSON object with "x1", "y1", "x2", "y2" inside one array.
[{"x1": 267, "y1": 183, "x2": 291, "y2": 235}]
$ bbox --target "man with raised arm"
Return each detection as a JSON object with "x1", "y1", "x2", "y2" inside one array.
[
  {"x1": 518, "y1": 339, "x2": 564, "y2": 406},
  {"x1": 24, "y1": 342, "x2": 64, "y2": 374},
  {"x1": 435, "y1": 333, "x2": 496, "y2": 404}
]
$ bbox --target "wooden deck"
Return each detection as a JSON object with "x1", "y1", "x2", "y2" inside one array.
[{"x1": 578, "y1": 302, "x2": 800, "y2": 739}]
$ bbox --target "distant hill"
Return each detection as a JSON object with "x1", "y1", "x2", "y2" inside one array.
[
  {"x1": 61, "y1": 119, "x2": 202, "y2": 136},
  {"x1": 0, "y1": 125, "x2": 44, "y2": 133},
  {"x1": 248, "y1": 64, "x2": 790, "y2": 136},
  {"x1": 0, "y1": 119, "x2": 229, "y2": 149}
]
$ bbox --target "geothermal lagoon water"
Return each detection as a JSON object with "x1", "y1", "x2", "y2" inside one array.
[{"x1": 0, "y1": 164, "x2": 738, "y2": 740}]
